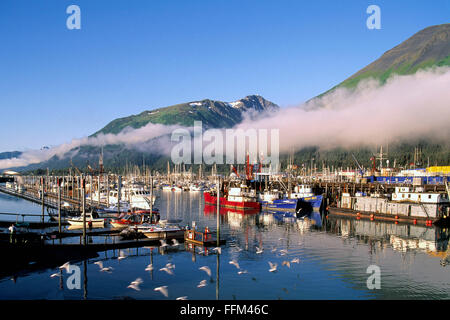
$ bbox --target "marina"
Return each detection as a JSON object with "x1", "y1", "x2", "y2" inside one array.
[{"x1": 0, "y1": 161, "x2": 449, "y2": 300}]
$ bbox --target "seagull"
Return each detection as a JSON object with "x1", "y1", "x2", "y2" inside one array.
[
  {"x1": 160, "y1": 239, "x2": 169, "y2": 247},
  {"x1": 171, "y1": 239, "x2": 180, "y2": 246},
  {"x1": 127, "y1": 278, "x2": 143, "y2": 291},
  {"x1": 199, "y1": 266, "x2": 211, "y2": 277},
  {"x1": 279, "y1": 249, "x2": 288, "y2": 256},
  {"x1": 166, "y1": 262, "x2": 175, "y2": 270},
  {"x1": 59, "y1": 262, "x2": 71, "y2": 272},
  {"x1": 271, "y1": 247, "x2": 277, "y2": 253},
  {"x1": 154, "y1": 286, "x2": 169, "y2": 297},
  {"x1": 291, "y1": 258, "x2": 300, "y2": 264},
  {"x1": 94, "y1": 261, "x2": 113, "y2": 272},
  {"x1": 100, "y1": 266, "x2": 114, "y2": 273},
  {"x1": 268, "y1": 261, "x2": 277, "y2": 272},
  {"x1": 160, "y1": 267, "x2": 174, "y2": 275},
  {"x1": 212, "y1": 247, "x2": 222, "y2": 255},
  {"x1": 237, "y1": 270, "x2": 248, "y2": 275},
  {"x1": 282, "y1": 261, "x2": 291, "y2": 268},
  {"x1": 50, "y1": 273, "x2": 60, "y2": 278},
  {"x1": 118, "y1": 250, "x2": 127, "y2": 260},
  {"x1": 145, "y1": 264, "x2": 154, "y2": 272},
  {"x1": 229, "y1": 260, "x2": 240, "y2": 270},
  {"x1": 176, "y1": 296, "x2": 188, "y2": 300},
  {"x1": 197, "y1": 280, "x2": 207, "y2": 288},
  {"x1": 256, "y1": 246, "x2": 263, "y2": 254},
  {"x1": 94, "y1": 261, "x2": 104, "y2": 269}
]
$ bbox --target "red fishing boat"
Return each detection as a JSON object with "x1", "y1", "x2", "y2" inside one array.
[{"x1": 204, "y1": 186, "x2": 261, "y2": 211}]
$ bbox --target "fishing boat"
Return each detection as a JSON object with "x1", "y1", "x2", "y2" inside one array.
[
  {"x1": 189, "y1": 183, "x2": 204, "y2": 192},
  {"x1": 259, "y1": 184, "x2": 323, "y2": 217},
  {"x1": 204, "y1": 186, "x2": 261, "y2": 211},
  {"x1": 67, "y1": 212, "x2": 105, "y2": 228}
]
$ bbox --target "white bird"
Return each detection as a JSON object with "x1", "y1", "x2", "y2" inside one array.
[
  {"x1": 238, "y1": 270, "x2": 248, "y2": 275},
  {"x1": 291, "y1": 258, "x2": 300, "y2": 264},
  {"x1": 154, "y1": 286, "x2": 169, "y2": 297},
  {"x1": 197, "y1": 280, "x2": 207, "y2": 288},
  {"x1": 94, "y1": 261, "x2": 104, "y2": 269},
  {"x1": 271, "y1": 247, "x2": 277, "y2": 253},
  {"x1": 166, "y1": 262, "x2": 176, "y2": 270},
  {"x1": 268, "y1": 261, "x2": 277, "y2": 272},
  {"x1": 127, "y1": 278, "x2": 143, "y2": 291},
  {"x1": 256, "y1": 246, "x2": 263, "y2": 254},
  {"x1": 118, "y1": 250, "x2": 127, "y2": 260},
  {"x1": 176, "y1": 296, "x2": 188, "y2": 300},
  {"x1": 199, "y1": 266, "x2": 211, "y2": 277},
  {"x1": 279, "y1": 249, "x2": 288, "y2": 256},
  {"x1": 145, "y1": 264, "x2": 154, "y2": 272},
  {"x1": 59, "y1": 262, "x2": 71, "y2": 272},
  {"x1": 171, "y1": 239, "x2": 180, "y2": 246},
  {"x1": 212, "y1": 247, "x2": 222, "y2": 255},
  {"x1": 229, "y1": 260, "x2": 240, "y2": 270},
  {"x1": 160, "y1": 267, "x2": 174, "y2": 275},
  {"x1": 282, "y1": 261, "x2": 291, "y2": 268},
  {"x1": 100, "y1": 266, "x2": 114, "y2": 273},
  {"x1": 50, "y1": 273, "x2": 60, "y2": 278},
  {"x1": 160, "y1": 239, "x2": 169, "y2": 247}
]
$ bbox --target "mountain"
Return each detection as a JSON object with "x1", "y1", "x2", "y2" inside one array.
[
  {"x1": 95, "y1": 95, "x2": 279, "y2": 136},
  {"x1": 322, "y1": 23, "x2": 450, "y2": 94},
  {"x1": 0, "y1": 151, "x2": 22, "y2": 160}
]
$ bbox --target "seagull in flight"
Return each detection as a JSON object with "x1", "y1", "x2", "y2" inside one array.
[
  {"x1": 199, "y1": 266, "x2": 211, "y2": 277},
  {"x1": 256, "y1": 246, "x2": 263, "y2": 254},
  {"x1": 145, "y1": 264, "x2": 154, "y2": 272},
  {"x1": 154, "y1": 286, "x2": 169, "y2": 297},
  {"x1": 176, "y1": 296, "x2": 188, "y2": 300},
  {"x1": 291, "y1": 258, "x2": 300, "y2": 264},
  {"x1": 59, "y1": 262, "x2": 71, "y2": 272},
  {"x1": 171, "y1": 239, "x2": 180, "y2": 246},
  {"x1": 268, "y1": 261, "x2": 278, "y2": 272},
  {"x1": 212, "y1": 247, "x2": 222, "y2": 255},
  {"x1": 94, "y1": 261, "x2": 114, "y2": 273},
  {"x1": 282, "y1": 261, "x2": 291, "y2": 268},
  {"x1": 229, "y1": 260, "x2": 240, "y2": 270},
  {"x1": 118, "y1": 250, "x2": 127, "y2": 260},
  {"x1": 279, "y1": 249, "x2": 288, "y2": 256},
  {"x1": 128, "y1": 278, "x2": 143, "y2": 291},
  {"x1": 50, "y1": 272, "x2": 60, "y2": 278},
  {"x1": 197, "y1": 280, "x2": 207, "y2": 288},
  {"x1": 238, "y1": 270, "x2": 248, "y2": 275},
  {"x1": 160, "y1": 239, "x2": 169, "y2": 247},
  {"x1": 166, "y1": 262, "x2": 176, "y2": 270},
  {"x1": 160, "y1": 267, "x2": 174, "y2": 275}
]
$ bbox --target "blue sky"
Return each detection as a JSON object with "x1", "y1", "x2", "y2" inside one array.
[{"x1": 1, "y1": 0, "x2": 449, "y2": 152}]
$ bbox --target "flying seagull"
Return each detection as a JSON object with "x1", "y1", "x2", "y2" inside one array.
[
  {"x1": 268, "y1": 261, "x2": 278, "y2": 272},
  {"x1": 199, "y1": 266, "x2": 211, "y2": 277},
  {"x1": 197, "y1": 280, "x2": 207, "y2": 288},
  {"x1": 229, "y1": 260, "x2": 240, "y2": 270},
  {"x1": 154, "y1": 286, "x2": 169, "y2": 297}
]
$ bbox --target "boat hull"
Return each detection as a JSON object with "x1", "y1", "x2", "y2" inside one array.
[
  {"x1": 204, "y1": 192, "x2": 261, "y2": 211},
  {"x1": 261, "y1": 195, "x2": 323, "y2": 216}
]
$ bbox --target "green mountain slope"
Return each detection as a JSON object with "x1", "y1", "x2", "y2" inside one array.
[
  {"x1": 95, "y1": 95, "x2": 279, "y2": 136},
  {"x1": 323, "y1": 23, "x2": 450, "y2": 95}
]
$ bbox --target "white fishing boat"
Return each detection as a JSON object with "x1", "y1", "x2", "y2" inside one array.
[
  {"x1": 67, "y1": 212, "x2": 105, "y2": 228},
  {"x1": 135, "y1": 220, "x2": 185, "y2": 240},
  {"x1": 108, "y1": 186, "x2": 156, "y2": 210}
]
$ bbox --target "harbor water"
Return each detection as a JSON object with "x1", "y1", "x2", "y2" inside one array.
[{"x1": 0, "y1": 190, "x2": 449, "y2": 300}]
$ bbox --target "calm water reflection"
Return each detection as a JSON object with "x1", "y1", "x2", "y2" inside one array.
[{"x1": 0, "y1": 190, "x2": 449, "y2": 299}]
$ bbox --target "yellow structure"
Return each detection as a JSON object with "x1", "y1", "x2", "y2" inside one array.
[{"x1": 426, "y1": 166, "x2": 450, "y2": 174}]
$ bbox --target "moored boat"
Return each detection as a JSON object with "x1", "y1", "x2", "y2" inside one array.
[{"x1": 204, "y1": 186, "x2": 261, "y2": 211}]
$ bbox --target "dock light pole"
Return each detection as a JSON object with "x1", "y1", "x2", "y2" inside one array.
[
  {"x1": 106, "y1": 174, "x2": 110, "y2": 207},
  {"x1": 41, "y1": 176, "x2": 45, "y2": 225},
  {"x1": 82, "y1": 176, "x2": 86, "y2": 246},
  {"x1": 216, "y1": 175, "x2": 220, "y2": 247},
  {"x1": 58, "y1": 178, "x2": 61, "y2": 235},
  {"x1": 118, "y1": 175, "x2": 122, "y2": 216}
]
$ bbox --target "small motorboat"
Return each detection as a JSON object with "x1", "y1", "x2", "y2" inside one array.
[
  {"x1": 134, "y1": 219, "x2": 185, "y2": 240},
  {"x1": 110, "y1": 211, "x2": 160, "y2": 229},
  {"x1": 67, "y1": 212, "x2": 105, "y2": 228}
]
